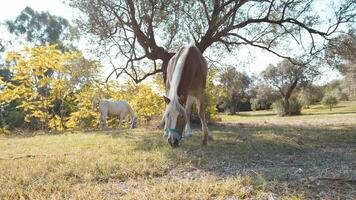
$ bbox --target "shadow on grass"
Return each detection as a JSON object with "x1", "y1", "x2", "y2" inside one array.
[
  {"x1": 301, "y1": 111, "x2": 356, "y2": 116},
  {"x1": 237, "y1": 112, "x2": 276, "y2": 117},
  {"x1": 131, "y1": 123, "x2": 355, "y2": 183},
  {"x1": 220, "y1": 112, "x2": 276, "y2": 118}
]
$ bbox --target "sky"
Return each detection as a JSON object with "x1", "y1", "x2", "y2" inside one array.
[{"x1": 0, "y1": 0, "x2": 342, "y2": 84}]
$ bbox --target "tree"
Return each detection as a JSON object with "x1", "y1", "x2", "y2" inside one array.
[
  {"x1": 69, "y1": 0, "x2": 356, "y2": 83},
  {"x1": 2, "y1": 45, "x2": 80, "y2": 130},
  {"x1": 326, "y1": 29, "x2": 356, "y2": 99},
  {"x1": 262, "y1": 59, "x2": 318, "y2": 116},
  {"x1": 6, "y1": 7, "x2": 78, "y2": 49},
  {"x1": 322, "y1": 94, "x2": 338, "y2": 111},
  {"x1": 250, "y1": 84, "x2": 279, "y2": 110},
  {"x1": 324, "y1": 79, "x2": 348, "y2": 101},
  {"x1": 298, "y1": 84, "x2": 324, "y2": 108},
  {"x1": 218, "y1": 67, "x2": 251, "y2": 114},
  {"x1": 0, "y1": 39, "x2": 5, "y2": 52}
]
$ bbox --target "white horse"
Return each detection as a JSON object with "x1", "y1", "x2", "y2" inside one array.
[{"x1": 93, "y1": 98, "x2": 138, "y2": 129}]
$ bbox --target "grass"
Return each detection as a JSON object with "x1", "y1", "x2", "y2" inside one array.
[
  {"x1": 219, "y1": 101, "x2": 356, "y2": 127},
  {"x1": 1, "y1": 101, "x2": 355, "y2": 199}
]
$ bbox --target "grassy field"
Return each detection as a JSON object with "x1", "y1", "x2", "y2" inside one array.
[{"x1": 1, "y1": 102, "x2": 355, "y2": 199}]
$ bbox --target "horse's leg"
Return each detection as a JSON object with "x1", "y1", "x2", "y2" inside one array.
[
  {"x1": 99, "y1": 112, "x2": 103, "y2": 129},
  {"x1": 100, "y1": 111, "x2": 107, "y2": 129},
  {"x1": 118, "y1": 113, "x2": 125, "y2": 129},
  {"x1": 197, "y1": 96, "x2": 211, "y2": 146},
  {"x1": 184, "y1": 95, "x2": 194, "y2": 137},
  {"x1": 117, "y1": 115, "x2": 122, "y2": 129}
]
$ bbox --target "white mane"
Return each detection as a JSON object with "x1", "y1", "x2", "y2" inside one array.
[{"x1": 168, "y1": 44, "x2": 195, "y2": 102}]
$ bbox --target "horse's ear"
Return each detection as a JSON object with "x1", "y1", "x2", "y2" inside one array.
[{"x1": 163, "y1": 96, "x2": 170, "y2": 104}]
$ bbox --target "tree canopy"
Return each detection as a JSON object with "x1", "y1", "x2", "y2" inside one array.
[
  {"x1": 6, "y1": 6, "x2": 78, "y2": 48},
  {"x1": 69, "y1": 0, "x2": 356, "y2": 83},
  {"x1": 262, "y1": 59, "x2": 318, "y2": 115},
  {"x1": 218, "y1": 67, "x2": 251, "y2": 114}
]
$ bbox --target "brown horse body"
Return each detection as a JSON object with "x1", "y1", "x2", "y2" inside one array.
[{"x1": 163, "y1": 45, "x2": 212, "y2": 147}]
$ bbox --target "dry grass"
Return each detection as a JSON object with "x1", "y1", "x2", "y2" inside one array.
[{"x1": 1, "y1": 101, "x2": 355, "y2": 199}]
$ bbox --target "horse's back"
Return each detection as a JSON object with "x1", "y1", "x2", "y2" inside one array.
[
  {"x1": 100, "y1": 99, "x2": 131, "y2": 115},
  {"x1": 167, "y1": 45, "x2": 207, "y2": 97}
]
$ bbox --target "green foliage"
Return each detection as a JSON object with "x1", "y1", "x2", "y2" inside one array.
[
  {"x1": 322, "y1": 95, "x2": 338, "y2": 111},
  {"x1": 273, "y1": 98, "x2": 302, "y2": 116},
  {"x1": 0, "y1": 45, "x2": 218, "y2": 131},
  {"x1": 250, "y1": 98, "x2": 259, "y2": 111},
  {"x1": 249, "y1": 84, "x2": 279, "y2": 111},
  {"x1": 111, "y1": 82, "x2": 166, "y2": 123},
  {"x1": 324, "y1": 80, "x2": 349, "y2": 101},
  {"x1": 273, "y1": 100, "x2": 286, "y2": 116},
  {"x1": 289, "y1": 98, "x2": 303, "y2": 115},
  {"x1": 218, "y1": 66, "x2": 251, "y2": 114},
  {"x1": 1, "y1": 45, "x2": 80, "y2": 130},
  {"x1": 298, "y1": 85, "x2": 324, "y2": 108},
  {"x1": 66, "y1": 84, "x2": 100, "y2": 129},
  {"x1": 6, "y1": 6, "x2": 77, "y2": 48},
  {"x1": 204, "y1": 66, "x2": 219, "y2": 120},
  {"x1": 3, "y1": 110, "x2": 24, "y2": 130},
  {"x1": 250, "y1": 98, "x2": 272, "y2": 111}
]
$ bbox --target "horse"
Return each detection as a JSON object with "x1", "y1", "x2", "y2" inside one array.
[
  {"x1": 163, "y1": 44, "x2": 212, "y2": 147},
  {"x1": 93, "y1": 98, "x2": 138, "y2": 129}
]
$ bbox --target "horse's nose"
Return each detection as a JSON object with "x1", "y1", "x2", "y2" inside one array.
[{"x1": 168, "y1": 137, "x2": 179, "y2": 148}]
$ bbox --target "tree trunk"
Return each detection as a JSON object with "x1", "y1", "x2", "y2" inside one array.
[
  {"x1": 228, "y1": 103, "x2": 236, "y2": 115},
  {"x1": 283, "y1": 97, "x2": 290, "y2": 116}
]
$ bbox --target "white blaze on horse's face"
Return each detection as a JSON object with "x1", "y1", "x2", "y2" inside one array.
[
  {"x1": 163, "y1": 97, "x2": 187, "y2": 147},
  {"x1": 130, "y1": 117, "x2": 138, "y2": 129}
]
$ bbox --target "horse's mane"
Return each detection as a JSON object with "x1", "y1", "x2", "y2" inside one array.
[{"x1": 165, "y1": 44, "x2": 194, "y2": 120}]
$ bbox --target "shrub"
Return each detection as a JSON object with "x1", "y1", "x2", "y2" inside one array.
[
  {"x1": 322, "y1": 95, "x2": 338, "y2": 111},
  {"x1": 273, "y1": 98, "x2": 302, "y2": 116},
  {"x1": 4, "y1": 110, "x2": 24, "y2": 130},
  {"x1": 289, "y1": 98, "x2": 302, "y2": 115},
  {"x1": 273, "y1": 99, "x2": 285, "y2": 116},
  {"x1": 298, "y1": 86, "x2": 324, "y2": 108}
]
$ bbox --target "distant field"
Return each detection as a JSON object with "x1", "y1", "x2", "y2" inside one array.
[
  {"x1": 1, "y1": 101, "x2": 355, "y2": 199},
  {"x1": 219, "y1": 101, "x2": 356, "y2": 127}
]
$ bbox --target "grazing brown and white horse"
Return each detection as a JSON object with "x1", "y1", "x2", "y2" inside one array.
[{"x1": 163, "y1": 45, "x2": 212, "y2": 147}]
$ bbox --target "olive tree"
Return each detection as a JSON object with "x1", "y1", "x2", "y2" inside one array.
[
  {"x1": 262, "y1": 59, "x2": 318, "y2": 116},
  {"x1": 218, "y1": 67, "x2": 251, "y2": 114},
  {"x1": 68, "y1": 0, "x2": 356, "y2": 83},
  {"x1": 326, "y1": 29, "x2": 356, "y2": 99}
]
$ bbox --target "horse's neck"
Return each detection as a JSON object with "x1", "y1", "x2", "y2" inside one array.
[
  {"x1": 127, "y1": 105, "x2": 136, "y2": 119},
  {"x1": 168, "y1": 47, "x2": 187, "y2": 100}
]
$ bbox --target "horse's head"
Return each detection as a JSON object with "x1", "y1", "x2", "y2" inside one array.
[
  {"x1": 163, "y1": 96, "x2": 187, "y2": 148},
  {"x1": 130, "y1": 116, "x2": 138, "y2": 129},
  {"x1": 92, "y1": 97, "x2": 100, "y2": 109}
]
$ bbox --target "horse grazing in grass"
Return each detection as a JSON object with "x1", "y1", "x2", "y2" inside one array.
[
  {"x1": 163, "y1": 45, "x2": 212, "y2": 147},
  {"x1": 93, "y1": 98, "x2": 137, "y2": 129}
]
